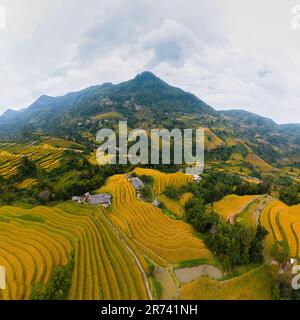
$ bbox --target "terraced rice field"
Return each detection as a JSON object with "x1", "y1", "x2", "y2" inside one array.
[
  {"x1": 0, "y1": 150, "x2": 21, "y2": 176},
  {"x1": 179, "y1": 192, "x2": 193, "y2": 206},
  {"x1": 213, "y1": 195, "x2": 257, "y2": 220},
  {"x1": 260, "y1": 200, "x2": 300, "y2": 258},
  {"x1": 180, "y1": 265, "x2": 272, "y2": 300},
  {"x1": 204, "y1": 128, "x2": 224, "y2": 150},
  {"x1": 245, "y1": 153, "x2": 278, "y2": 172},
  {"x1": 0, "y1": 203, "x2": 148, "y2": 300},
  {"x1": 17, "y1": 179, "x2": 38, "y2": 190},
  {"x1": 236, "y1": 195, "x2": 273, "y2": 228},
  {"x1": 39, "y1": 137, "x2": 83, "y2": 149},
  {"x1": 92, "y1": 111, "x2": 123, "y2": 121},
  {"x1": 158, "y1": 193, "x2": 193, "y2": 218},
  {"x1": 87, "y1": 152, "x2": 98, "y2": 166},
  {"x1": 0, "y1": 143, "x2": 66, "y2": 177},
  {"x1": 99, "y1": 170, "x2": 212, "y2": 266},
  {"x1": 133, "y1": 168, "x2": 193, "y2": 195}
]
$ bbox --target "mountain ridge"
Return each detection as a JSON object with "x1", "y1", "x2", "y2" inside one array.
[
  {"x1": 1, "y1": 71, "x2": 298, "y2": 127},
  {"x1": 0, "y1": 71, "x2": 299, "y2": 165}
]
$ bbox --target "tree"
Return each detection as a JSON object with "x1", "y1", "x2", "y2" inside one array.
[
  {"x1": 17, "y1": 156, "x2": 37, "y2": 178},
  {"x1": 249, "y1": 225, "x2": 268, "y2": 263},
  {"x1": 270, "y1": 241, "x2": 289, "y2": 264}
]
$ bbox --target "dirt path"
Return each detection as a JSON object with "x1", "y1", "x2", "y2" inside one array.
[
  {"x1": 102, "y1": 213, "x2": 153, "y2": 300},
  {"x1": 154, "y1": 265, "x2": 178, "y2": 300},
  {"x1": 227, "y1": 196, "x2": 260, "y2": 224},
  {"x1": 253, "y1": 195, "x2": 273, "y2": 226},
  {"x1": 175, "y1": 264, "x2": 223, "y2": 284},
  {"x1": 229, "y1": 195, "x2": 273, "y2": 225}
]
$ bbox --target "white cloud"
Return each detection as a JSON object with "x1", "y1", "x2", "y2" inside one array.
[
  {"x1": 141, "y1": 19, "x2": 201, "y2": 67},
  {"x1": 0, "y1": 0, "x2": 299, "y2": 124}
]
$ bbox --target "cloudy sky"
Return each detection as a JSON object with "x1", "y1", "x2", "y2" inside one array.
[{"x1": 0, "y1": 0, "x2": 300, "y2": 123}]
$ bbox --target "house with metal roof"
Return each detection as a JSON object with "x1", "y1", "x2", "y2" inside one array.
[
  {"x1": 72, "y1": 196, "x2": 82, "y2": 204},
  {"x1": 131, "y1": 177, "x2": 145, "y2": 190},
  {"x1": 193, "y1": 175, "x2": 202, "y2": 183},
  {"x1": 82, "y1": 193, "x2": 112, "y2": 208}
]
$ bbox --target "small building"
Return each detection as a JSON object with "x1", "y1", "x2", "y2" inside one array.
[
  {"x1": 131, "y1": 177, "x2": 145, "y2": 190},
  {"x1": 210, "y1": 225, "x2": 217, "y2": 235},
  {"x1": 84, "y1": 193, "x2": 111, "y2": 208},
  {"x1": 289, "y1": 258, "x2": 298, "y2": 266},
  {"x1": 193, "y1": 175, "x2": 202, "y2": 183},
  {"x1": 72, "y1": 196, "x2": 82, "y2": 204},
  {"x1": 152, "y1": 200, "x2": 160, "y2": 207}
]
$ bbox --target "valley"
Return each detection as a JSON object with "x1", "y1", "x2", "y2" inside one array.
[{"x1": 0, "y1": 72, "x2": 299, "y2": 300}]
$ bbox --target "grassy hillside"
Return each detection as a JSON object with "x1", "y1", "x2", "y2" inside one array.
[
  {"x1": 180, "y1": 265, "x2": 272, "y2": 300},
  {"x1": 213, "y1": 195, "x2": 258, "y2": 220},
  {"x1": 0, "y1": 202, "x2": 148, "y2": 300},
  {"x1": 260, "y1": 200, "x2": 300, "y2": 258},
  {"x1": 0, "y1": 140, "x2": 81, "y2": 178},
  {"x1": 158, "y1": 193, "x2": 193, "y2": 218},
  {"x1": 98, "y1": 170, "x2": 212, "y2": 266}
]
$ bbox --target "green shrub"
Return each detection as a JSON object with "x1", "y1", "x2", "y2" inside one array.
[{"x1": 30, "y1": 252, "x2": 74, "y2": 300}]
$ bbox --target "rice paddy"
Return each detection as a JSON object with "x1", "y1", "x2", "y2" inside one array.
[
  {"x1": 133, "y1": 168, "x2": 193, "y2": 194},
  {"x1": 213, "y1": 195, "x2": 258, "y2": 220},
  {"x1": 260, "y1": 200, "x2": 300, "y2": 258},
  {"x1": 0, "y1": 142, "x2": 67, "y2": 178},
  {"x1": 158, "y1": 193, "x2": 193, "y2": 218},
  {"x1": 99, "y1": 169, "x2": 212, "y2": 266},
  {"x1": 0, "y1": 203, "x2": 148, "y2": 300},
  {"x1": 180, "y1": 265, "x2": 272, "y2": 300}
]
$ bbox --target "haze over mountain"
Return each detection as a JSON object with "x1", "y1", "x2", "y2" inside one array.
[
  {"x1": 2, "y1": 1, "x2": 300, "y2": 124},
  {"x1": 0, "y1": 72, "x2": 299, "y2": 165}
]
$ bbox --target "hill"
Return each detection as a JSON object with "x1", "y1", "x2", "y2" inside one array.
[
  {"x1": 0, "y1": 72, "x2": 299, "y2": 167},
  {"x1": 0, "y1": 202, "x2": 149, "y2": 300}
]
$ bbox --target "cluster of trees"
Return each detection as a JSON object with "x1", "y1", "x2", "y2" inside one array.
[
  {"x1": 271, "y1": 267, "x2": 300, "y2": 300},
  {"x1": 271, "y1": 279, "x2": 300, "y2": 300},
  {"x1": 270, "y1": 241, "x2": 290, "y2": 263},
  {"x1": 30, "y1": 253, "x2": 74, "y2": 300},
  {"x1": 163, "y1": 186, "x2": 181, "y2": 199},
  {"x1": 279, "y1": 183, "x2": 300, "y2": 206},
  {"x1": 133, "y1": 174, "x2": 154, "y2": 202},
  {"x1": 184, "y1": 197, "x2": 268, "y2": 270},
  {"x1": 182, "y1": 171, "x2": 271, "y2": 204},
  {"x1": 205, "y1": 144, "x2": 249, "y2": 162},
  {"x1": 0, "y1": 151, "x2": 134, "y2": 205},
  {"x1": 16, "y1": 156, "x2": 38, "y2": 178}
]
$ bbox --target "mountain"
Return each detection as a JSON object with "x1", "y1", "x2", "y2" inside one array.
[
  {"x1": 0, "y1": 72, "x2": 215, "y2": 137},
  {"x1": 0, "y1": 71, "x2": 299, "y2": 165}
]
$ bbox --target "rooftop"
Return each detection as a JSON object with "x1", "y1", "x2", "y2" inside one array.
[
  {"x1": 88, "y1": 194, "x2": 111, "y2": 205},
  {"x1": 131, "y1": 177, "x2": 145, "y2": 190}
]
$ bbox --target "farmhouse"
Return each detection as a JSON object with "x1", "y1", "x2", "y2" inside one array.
[
  {"x1": 76, "y1": 192, "x2": 112, "y2": 208},
  {"x1": 131, "y1": 177, "x2": 145, "y2": 190},
  {"x1": 72, "y1": 196, "x2": 82, "y2": 204},
  {"x1": 193, "y1": 174, "x2": 202, "y2": 183},
  {"x1": 289, "y1": 258, "x2": 298, "y2": 266},
  {"x1": 89, "y1": 194, "x2": 111, "y2": 208},
  {"x1": 152, "y1": 199, "x2": 160, "y2": 207}
]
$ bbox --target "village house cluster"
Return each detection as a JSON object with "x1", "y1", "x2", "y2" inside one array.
[
  {"x1": 71, "y1": 172, "x2": 202, "y2": 209},
  {"x1": 127, "y1": 175, "x2": 162, "y2": 207},
  {"x1": 72, "y1": 192, "x2": 111, "y2": 208}
]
